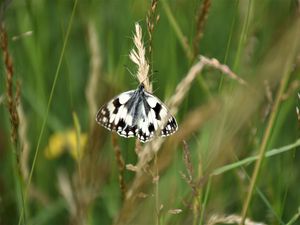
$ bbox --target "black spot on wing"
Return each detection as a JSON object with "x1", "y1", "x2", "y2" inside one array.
[
  {"x1": 153, "y1": 103, "x2": 162, "y2": 120},
  {"x1": 116, "y1": 119, "x2": 126, "y2": 130},
  {"x1": 117, "y1": 124, "x2": 137, "y2": 138},
  {"x1": 135, "y1": 128, "x2": 151, "y2": 143},
  {"x1": 112, "y1": 98, "x2": 121, "y2": 114},
  {"x1": 148, "y1": 123, "x2": 155, "y2": 133},
  {"x1": 161, "y1": 116, "x2": 178, "y2": 137},
  {"x1": 96, "y1": 105, "x2": 111, "y2": 128}
]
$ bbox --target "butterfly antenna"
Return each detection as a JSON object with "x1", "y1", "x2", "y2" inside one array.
[
  {"x1": 124, "y1": 65, "x2": 136, "y2": 80},
  {"x1": 152, "y1": 86, "x2": 159, "y2": 94}
]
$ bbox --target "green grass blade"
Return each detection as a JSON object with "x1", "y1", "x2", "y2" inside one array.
[
  {"x1": 211, "y1": 138, "x2": 300, "y2": 176},
  {"x1": 17, "y1": 1, "x2": 78, "y2": 224}
]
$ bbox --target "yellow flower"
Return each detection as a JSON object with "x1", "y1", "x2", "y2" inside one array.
[{"x1": 44, "y1": 129, "x2": 87, "y2": 160}]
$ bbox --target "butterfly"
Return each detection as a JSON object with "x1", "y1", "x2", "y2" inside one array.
[{"x1": 96, "y1": 83, "x2": 178, "y2": 143}]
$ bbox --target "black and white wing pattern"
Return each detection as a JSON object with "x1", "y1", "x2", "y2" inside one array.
[
  {"x1": 96, "y1": 90, "x2": 137, "y2": 137},
  {"x1": 96, "y1": 84, "x2": 178, "y2": 143},
  {"x1": 143, "y1": 91, "x2": 178, "y2": 137}
]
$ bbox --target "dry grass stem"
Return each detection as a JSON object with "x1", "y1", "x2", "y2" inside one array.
[
  {"x1": 181, "y1": 140, "x2": 203, "y2": 225},
  {"x1": 167, "y1": 208, "x2": 183, "y2": 215},
  {"x1": 207, "y1": 214, "x2": 266, "y2": 225},
  {"x1": 58, "y1": 171, "x2": 76, "y2": 217},
  {"x1": 182, "y1": 141, "x2": 194, "y2": 181},
  {"x1": 126, "y1": 164, "x2": 138, "y2": 172},
  {"x1": 262, "y1": 80, "x2": 273, "y2": 121},
  {"x1": 168, "y1": 56, "x2": 245, "y2": 116},
  {"x1": 86, "y1": 21, "x2": 102, "y2": 127},
  {"x1": 18, "y1": 102, "x2": 30, "y2": 181},
  {"x1": 112, "y1": 134, "x2": 127, "y2": 199},
  {"x1": 12, "y1": 30, "x2": 33, "y2": 41},
  {"x1": 281, "y1": 80, "x2": 300, "y2": 100},
  {"x1": 146, "y1": 0, "x2": 160, "y2": 58},
  {"x1": 200, "y1": 56, "x2": 246, "y2": 85},
  {"x1": 297, "y1": 93, "x2": 300, "y2": 123},
  {"x1": 181, "y1": 141, "x2": 195, "y2": 191},
  {"x1": 129, "y1": 23, "x2": 151, "y2": 92},
  {"x1": 193, "y1": 0, "x2": 212, "y2": 59}
]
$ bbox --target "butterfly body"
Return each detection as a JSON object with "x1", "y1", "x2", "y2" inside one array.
[{"x1": 96, "y1": 84, "x2": 178, "y2": 143}]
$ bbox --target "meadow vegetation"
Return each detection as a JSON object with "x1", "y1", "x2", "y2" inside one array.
[{"x1": 0, "y1": 0, "x2": 300, "y2": 225}]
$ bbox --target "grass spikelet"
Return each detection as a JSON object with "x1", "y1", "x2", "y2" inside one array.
[
  {"x1": 181, "y1": 141, "x2": 195, "y2": 191},
  {"x1": 129, "y1": 23, "x2": 151, "y2": 92},
  {"x1": 1, "y1": 21, "x2": 19, "y2": 146},
  {"x1": 207, "y1": 214, "x2": 266, "y2": 225},
  {"x1": 112, "y1": 134, "x2": 127, "y2": 199},
  {"x1": 146, "y1": 0, "x2": 160, "y2": 60},
  {"x1": 181, "y1": 140, "x2": 202, "y2": 225},
  {"x1": 193, "y1": 0, "x2": 212, "y2": 59}
]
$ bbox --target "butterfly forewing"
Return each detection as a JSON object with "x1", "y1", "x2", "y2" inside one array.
[
  {"x1": 96, "y1": 90, "x2": 135, "y2": 133},
  {"x1": 96, "y1": 85, "x2": 178, "y2": 143}
]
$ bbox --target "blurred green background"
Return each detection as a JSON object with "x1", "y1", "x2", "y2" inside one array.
[{"x1": 0, "y1": 0, "x2": 300, "y2": 225}]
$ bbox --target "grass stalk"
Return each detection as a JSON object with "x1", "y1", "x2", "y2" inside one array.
[
  {"x1": 211, "y1": 138, "x2": 300, "y2": 176},
  {"x1": 161, "y1": 0, "x2": 193, "y2": 61},
  {"x1": 218, "y1": 0, "x2": 239, "y2": 91},
  {"x1": 192, "y1": 0, "x2": 211, "y2": 60},
  {"x1": 232, "y1": 0, "x2": 253, "y2": 72},
  {"x1": 240, "y1": 20, "x2": 300, "y2": 224},
  {"x1": 18, "y1": 1, "x2": 78, "y2": 224},
  {"x1": 0, "y1": 14, "x2": 27, "y2": 224},
  {"x1": 154, "y1": 152, "x2": 160, "y2": 225},
  {"x1": 286, "y1": 208, "x2": 300, "y2": 225},
  {"x1": 199, "y1": 176, "x2": 212, "y2": 225},
  {"x1": 161, "y1": 0, "x2": 212, "y2": 97},
  {"x1": 72, "y1": 111, "x2": 82, "y2": 179},
  {"x1": 112, "y1": 134, "x2": 126, "y2": 199}
]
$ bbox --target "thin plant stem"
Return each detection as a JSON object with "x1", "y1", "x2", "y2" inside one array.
[
  {"x1": 11, "y1": 143, "x2": 27, "y2": 225},
  {"x1": 161, "y1": 0, "x2": 211, "y2": 97},
  {"x1": 72, "y1": 111, "x2": 82, "y2": 180},
  {"x1": 218, "y1": 0, "x2": 239, "y2": 92},
  {"x1": 286, "y1": 208, "x2": 300, "y2": 225},
  {"x1": 154, "y1": 152, "x2": 160, "y2": 225},
  {"x1": 211, "y1": 138, "x2": 300, "y2": 176},
  {"x1": 18, "y1": 1, "x2": 78, "y2": 224},
  {"x1": 233, "y1": 0, "x2": 253, "y2": 72},
  {"x1": 199, "y1": 176, "x2": 212, "y2": 225},
  {"x1": 0, "y1": 16, "x2": 26, "y2": 224},
  {"x1": 161, "y1": 0, "x2": 193, "y2": 61},
  {"x1": 240, "y1": 23, "x2": 300, "y2": 225}
]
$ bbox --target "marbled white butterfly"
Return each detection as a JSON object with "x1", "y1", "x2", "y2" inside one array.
[{"x1": 96, "y1": 83, "x2": 178, "y2": 142}]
